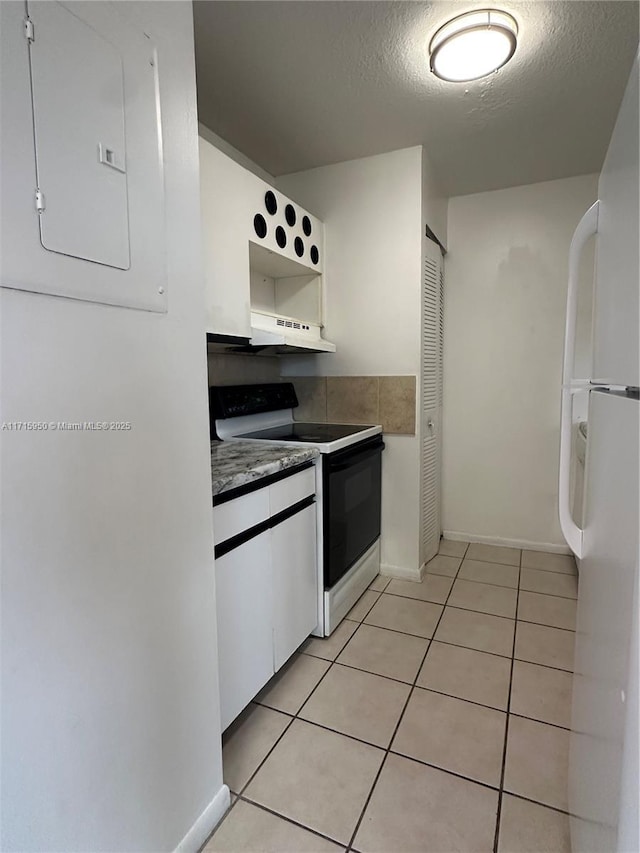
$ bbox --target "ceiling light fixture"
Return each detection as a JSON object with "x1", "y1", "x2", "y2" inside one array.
[{"x1": 429, "y1": 9, "x2": 518, "y2": 83}]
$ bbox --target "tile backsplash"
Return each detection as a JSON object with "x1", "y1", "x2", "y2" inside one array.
[
  {"x1": 378, "y1": 376, "x2": 416, "y2": 435},
  {"x1": 291, "y1": 376, "x2": 327, "y2": 422},
  {"x1": 327, "y1": 376, "x2": 379, "y2": 425},
  {"x1": 292, "y1": 375, "x2": 416, "y2": 436},
  {"x1": 205, "y1": 356, "x2": 417, "y2": 436}
]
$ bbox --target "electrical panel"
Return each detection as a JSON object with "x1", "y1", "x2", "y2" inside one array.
[{"x1": 0, "y1": 1, "x2": 167, "y2": 311}]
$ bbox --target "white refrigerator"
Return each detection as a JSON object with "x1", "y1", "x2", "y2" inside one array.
[{"x1": 559, "y1": 52, "x2": 639, "y2": 852}]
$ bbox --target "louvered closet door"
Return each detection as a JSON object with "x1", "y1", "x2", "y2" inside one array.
[{"x1": 420, "y1": 236, "x2": 444, "y2": 566}]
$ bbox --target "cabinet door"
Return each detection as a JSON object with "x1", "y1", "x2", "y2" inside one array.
[
  {"x1": 271, "y1": 504, "x2": 318, "y2": 670},
  {"x1": 215, "y1": 531, "x2": 273, "y2": 731},
  {"x1": 199, "y1": 138, "x2": 253, "y2": 338}
]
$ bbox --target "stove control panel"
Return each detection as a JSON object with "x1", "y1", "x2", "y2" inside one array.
[{"x1": 209, "y1": 382, "x2": 298, "y2": 425}]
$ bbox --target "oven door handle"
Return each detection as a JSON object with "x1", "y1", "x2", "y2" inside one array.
[{"x1": 329, "y1": 442, "x2": 384, "y2": 472}]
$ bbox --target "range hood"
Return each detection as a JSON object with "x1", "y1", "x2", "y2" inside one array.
[{"x1": 250, "y1": 311, "x2": 336, "y2": 354}]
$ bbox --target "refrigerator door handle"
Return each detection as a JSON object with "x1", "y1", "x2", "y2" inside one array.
[
  {"x1": 559, "y1": 386, "x2": 589, "y2": 557},
  {"x1": 559, "y1": 201, "x2": 599, "y2": 558}
]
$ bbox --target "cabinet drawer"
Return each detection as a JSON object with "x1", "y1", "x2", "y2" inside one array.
[
  {"x1": 270, "y1": 466, "x2": 316, "y2": 516},
  {"x1": 213, "y1": 486, "x2": 269, "y2": 545}
]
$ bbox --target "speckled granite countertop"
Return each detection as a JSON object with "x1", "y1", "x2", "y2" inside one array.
[{"x1": 210, "y1": 440, "x2": 320, "y2": 497}]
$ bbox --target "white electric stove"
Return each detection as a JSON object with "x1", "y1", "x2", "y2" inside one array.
[{"x1": 210, "y1": 383, "x2": 384, "y2": 635}]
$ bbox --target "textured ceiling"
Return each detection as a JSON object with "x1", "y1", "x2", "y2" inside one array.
[{"x1": 193, "y1": 1, "x2": 639, "y2": 196}]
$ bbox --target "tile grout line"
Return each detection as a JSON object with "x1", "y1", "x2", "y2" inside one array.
[
  {"x1": 305, "y1": 633, "x2": 575, "y2": 673},
  {"x1": 205, "y1": 636, "x2": 356, "y2": 846},
  {"x1": 225, "y1": 723, "x2": 576, "y2": 853},
  {"x1": 505, "y1": 617, "x2": 576, "y2": 633},
  {"x1": 385, "y1": 586, "x2": 511, "y2": 607},
  {"x1": 300, "y1": 649, "x2": 575, "y2": 716},
  {"x1": 458, "y1": 574, "x2": 577, "y2": 600},
  {"x1": 298, "y1": 657, "x2": 419, "y2": 688},
  {"x1": 389, "y1": 596, "x2": 517, "y2": 621},
  {"x1": 345, "y1": 617, "x2": 451, "y2": 642},
  {"x1": 494, "y1": 789, "x2": 577, "y2": 819},
  {"x1": 492, "y1": 547, "x2": 523, "y2": 853},
  {"x1": 508, "y1": 711, "x2": 573, "y2": 733},
  {"x1": 465, "y1": 556, "x2": 521, "y2": 568},
  {"x1": 425, "y1": 572, "x2": 578, "y2": 598},
  {"x1": 207, "y1": 544, "x2": 575, "y2": 850},
  {"x1": 232, "y1": 769, "x2": 580, "y2": 850},
  {"x1": 353, "y1": 607, "x2": 575, "y2": 639},
  {"x1": 384, "y1": 581, "x2": 577, "y2": 607},
  {"x1": 212, "y1": 576, "x2": 400, "y2": 848},
  {"x1": 225, "y1": 595, "x2": 384, "y2": 805},
  {"x1": 341, "y1": 608, "x2": 575, "y2": 666},
  {"x1": 229, "y1": 713, "x2": 296, "y2": 798},
  {"x1": 223, "y1": 629, "x2": 358, "y2": 805},
  {"x1": 249, "y1": 688, "x2": 576, "y2": 758},
  {"x1": 344, "y1": 541, "x2": 471, "y2": 852},
  {"x1": 384, "y1": 748, "x2": 502, "y2": 794},
  {"x1": 234, "y1": 794, "x2": 349, "y2": 849}
]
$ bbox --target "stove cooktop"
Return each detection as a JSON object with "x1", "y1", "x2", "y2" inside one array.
[{"x1": 236, "y1": 422, "x2": 374, "y2": 443}]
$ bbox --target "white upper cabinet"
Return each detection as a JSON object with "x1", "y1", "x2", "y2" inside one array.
[
  {"x1": 200, "y1": 140, "x2": 255, "y2": 338},
  {"x1": 199, "y1": 136, "x2": 324, "y2": 338},
  {"x1": 0, "y1": 1, "x2": 166, "y2": 311},
  {"x1": 250, "y1": 189, "x2": 324, "y2": 276}
]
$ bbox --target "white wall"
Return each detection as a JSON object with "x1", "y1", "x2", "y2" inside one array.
[
  {"x1": 0, "y1": 3, "x2": 226, "y2": 850},
  {"x1": 278, "y1": 148, "x2": 424, "y2": 576},
  {"x1": 442, "y1": 173, "x2": 598, "y2": 551}
]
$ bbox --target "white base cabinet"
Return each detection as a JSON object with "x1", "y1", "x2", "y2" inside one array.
[
  {"x1": 213, "y1": 465, "x2": 318, "y2": 731},
  {"x1": 215, "y1": 531, "x2": 274, "y2": 732},
  {"x1": 272, "y1": 503, "x2": 318, "y2": 670}
]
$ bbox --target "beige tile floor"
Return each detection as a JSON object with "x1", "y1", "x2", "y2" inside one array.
[{"x1": 203, "y1": 541, "x2": 578, "y2": 853}]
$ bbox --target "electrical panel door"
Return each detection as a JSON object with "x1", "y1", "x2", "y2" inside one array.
[
  {"x1": 0, "y1": 1, "x2": 167, "y2": 311},
  {"x1": 29, "y1": 1, "x2": 130, "y2": 269}
]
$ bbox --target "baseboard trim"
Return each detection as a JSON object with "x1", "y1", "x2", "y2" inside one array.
[
  {"x1": 174, "y1": 784, "x2": 230, "y2": 853},
  {"x1": 442, "y1": 530, "x2": 571, "y2": 555},
  {"x1": 381, "y1": 562, "x2": 424, "y2": 582}
]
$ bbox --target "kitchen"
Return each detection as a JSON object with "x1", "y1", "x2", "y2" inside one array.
[{"x1": 0, "y1": 2, "x2": 638, "y2": 853}]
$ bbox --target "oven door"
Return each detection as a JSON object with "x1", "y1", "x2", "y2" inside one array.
[{"x1": 323, "y1": 435, "x2": 384, "y2": 589}]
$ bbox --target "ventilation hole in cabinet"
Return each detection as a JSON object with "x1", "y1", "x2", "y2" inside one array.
[
  {"x1": 285, "y1": 204, "x2": 296, "y2": 227},
  {"x1": 294, "y1": 236, "x2": 304, "y2": 257},
  {"x1": 265, "y1": 191, "x2": 277, "y2": 215},
  {"x1": 254, "y1": 214, "x2": 267, "y2": 239},
  {"x1": 302, "y1": 215, "x2": 312, "y2": 236},
  {"x1": 310, "y1": 245, "x2": 319, "y2": 264},
  {"x1": 276, "y1": 226, "x2": 287, "y2": 249}
]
